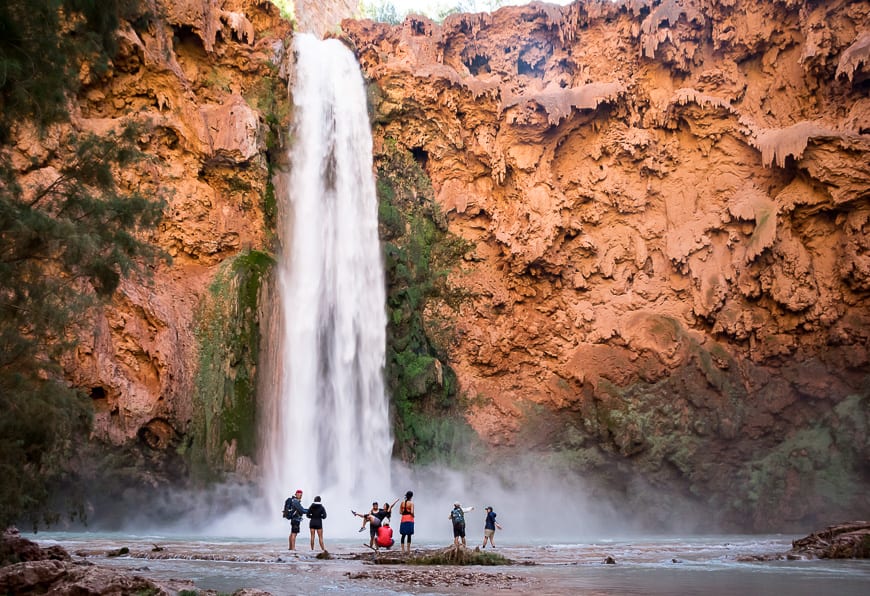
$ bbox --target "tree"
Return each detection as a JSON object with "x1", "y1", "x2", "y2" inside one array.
[
  {"x1": 0, "y1": 0, "x2": 143, "y2": 139},
  {"x1": 0, "y1": 0, "x2": 165, "y2": 530},
  {"x1": 359, "y1": 1, "x2": 402, "y2": 24}
]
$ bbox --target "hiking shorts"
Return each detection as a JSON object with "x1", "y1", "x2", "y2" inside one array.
[
  {"x1": 452, "y1": 522, "x2": 466, "y2": 538},
  {"x1": 290, "y1": 519, "x2": 301, "y2": 534},
  {"x1": 400, "y1": 521, "x2": 414, "y2": 536},
  {"x1": 484, "y1": 528, "x2": 495, "y2": 538}
]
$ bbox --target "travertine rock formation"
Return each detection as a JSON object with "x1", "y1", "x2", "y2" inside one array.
[
  {"x1": 789, "y1": 520, "x2": 870, "y2": 559},
  {"x1": 0, "y1": 528, "x2": 237, "y2": 595},
  {"x1": 343, "y1": 0, "x2": 870, "y2": 530},
  {"x1": 6, "y1": 0, "x2": 291, "y2": 479}
]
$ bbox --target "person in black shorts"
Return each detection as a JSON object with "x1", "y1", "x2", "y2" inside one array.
[
  {"x1": 448, "y1": 502, "x2": 474, "y2": 548},
  {"x1": 283, "y1": 489, "x2": 308, "y2": 550},
  {"x1": 306, "y1": 495, "x2": 327, "y2": 551},
  {"x1": 353, "y1": 502, "x2": 382, "y2": 548}
]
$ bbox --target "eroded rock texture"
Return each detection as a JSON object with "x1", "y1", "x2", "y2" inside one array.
[
  {"x1": 7, "y1": 0, "x2": 292, "y2": 487},
  {"x1": 343, "y1": 0, "x2": 870, "y2": 530}
]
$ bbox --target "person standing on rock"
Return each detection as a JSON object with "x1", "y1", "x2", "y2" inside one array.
[
  {"x1": 399, "y1": 490, "x2": 415, "y2": 553},
  {"x1": 481, "y1": 506, "x2": 502, "y2": 548},
  {"x1": 283, "y1": 489, "x2": 308, "y2": 550},
  {"x1": 306, "y1": 495, "x2": 327, "y2": 551},
  {"x1": 353, "y1": 501, "x2": 382, "y2": 548},
  {"x1": 448, "y1": 502, "x2": 474, "y2": 548}
]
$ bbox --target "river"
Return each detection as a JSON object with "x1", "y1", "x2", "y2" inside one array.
[{"x1": 27, "y1": 532, "x2": 870, "y2": 595}]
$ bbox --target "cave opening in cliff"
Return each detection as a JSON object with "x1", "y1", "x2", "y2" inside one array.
[
  {"x1": 171, "y1": 25, "x2": 206, "y2": 59},
  {"x1": 517, "y1": 56, "x2": 543, "y2": 78},
  {"x1": 410, "y1": 146, "x2": 429, "y2": 171},
  {"x1": 465, "y1": 53, "x2": 491, "y2": 75}
]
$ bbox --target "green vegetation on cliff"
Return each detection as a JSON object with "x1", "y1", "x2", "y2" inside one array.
[
  {"x1": 375, "y1": 138, "x2": 477, "y2": 464},
  {"x1": 0, "y1": 123, "x2": 166, "y2": 529},
  {"x1": 738, "y1": 391, "x2": 869, "y2": 527},
  {"x1": 0, "y1": 0, "x2": 165, "y2": 528},
  {"x1": 513, "y1": 317, "x2": 870, "y2": 531},
  {"x1": 189, "y1": 250, "x2": 273, "y2": 481}
]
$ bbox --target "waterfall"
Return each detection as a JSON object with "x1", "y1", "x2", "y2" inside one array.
[{"x1": 259, "y1": 33, "x2": 392, "y2": 521}]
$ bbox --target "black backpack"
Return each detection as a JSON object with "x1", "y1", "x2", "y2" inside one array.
[{"x1": 283, "y1": 497, "x2": 296, "y2": 519}]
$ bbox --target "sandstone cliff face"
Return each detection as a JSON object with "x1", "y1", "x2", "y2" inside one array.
[
  {"x1": 6, "y1": 0, "x2": 292, "y2": 481},
  {"x1": 343, "y1": 0, "x2": 870, "y2": 530}
]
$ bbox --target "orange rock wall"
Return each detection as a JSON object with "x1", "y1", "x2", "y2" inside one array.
[
  {"x1": 343, "y1": 0, "x2": 870, "y2": 528},
  {"x1": 8, "y1": 0, "x2": 293, "y2": 455}
]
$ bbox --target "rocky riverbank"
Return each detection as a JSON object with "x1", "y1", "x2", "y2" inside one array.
[
  {"x1": 0, "y1": 528, "x2": 268, "y2": 596},
  {"x1": 5, "y1": 524, "x2": 868, "y2": 594},
  {"x1": 736, "y1": 521, "x2": 870, "y2": 561},
  {"x1": 1, "y1": 528, "x2": 531, "y2": 594},
  {"x1": 789, "y1": 521, "x2": 870, "y2": 559}
]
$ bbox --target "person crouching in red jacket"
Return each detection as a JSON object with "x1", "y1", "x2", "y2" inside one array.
[{"x1": 376, "y1": 519, "x2": 395, "y2": 548}]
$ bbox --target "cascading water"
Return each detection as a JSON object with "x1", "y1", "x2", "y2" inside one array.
[{"x1": 259, "y1": 33, "x2": 392, "y2": 522}]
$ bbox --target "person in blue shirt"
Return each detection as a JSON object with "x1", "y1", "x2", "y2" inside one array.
[{"x1": 481, "y1": 506, "x2": 502, "y2": 548}]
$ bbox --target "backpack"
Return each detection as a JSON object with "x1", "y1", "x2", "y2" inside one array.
[
  {"x1": 451, "y1": 507, "x2": 464, "y2": 525},
  {"x1": 284, "y1": 496, "x2": 303, "y2": 520}
]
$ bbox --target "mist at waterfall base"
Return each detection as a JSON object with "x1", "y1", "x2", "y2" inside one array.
[
  {"x1": 201, "y1": 34, "x2": 667, "y2": 544},
  {"x1": 83, "y1": 34, "x2": 652, "y2": 543},
  {"x1": 110, "y1": 456, "x2": 670, "y2": 542}
]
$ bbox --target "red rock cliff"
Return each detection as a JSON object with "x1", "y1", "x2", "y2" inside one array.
[
  {"x1": 342, "y1": 0, "x2": 870, "y2": 530},
  {"x1": 7, "y1": 0, "x2": 293, "y2": 482}
]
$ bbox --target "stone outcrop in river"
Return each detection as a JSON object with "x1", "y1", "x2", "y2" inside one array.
[
  {"x1": 789, "y1": 521, "x2": 870, "y2": 559},
  {"x1": 0, "y1": 528, "x2": 267, "y2": 595}
]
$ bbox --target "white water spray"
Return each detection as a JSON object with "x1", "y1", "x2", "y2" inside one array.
[{"x1": 259, "y1": 33, "x2": 392, "y2": 521}]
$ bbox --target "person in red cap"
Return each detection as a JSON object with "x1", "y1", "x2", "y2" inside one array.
[{"x1": 283, "y1": 489, "x2": 308, "y2": 550}]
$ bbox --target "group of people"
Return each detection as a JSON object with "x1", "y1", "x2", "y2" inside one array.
[
  {"x1": 283, "y1": 489, "x2": 502, "y2": 552},
  {"x1": 449, "y1": 502, "x2": 502, "y2": 549},
  {"x1": 350, "y1": 490, "x2": 418, "y2": 552},
  {"x1": 282, "y1": 489, "x2": 327, "y2": 551}
]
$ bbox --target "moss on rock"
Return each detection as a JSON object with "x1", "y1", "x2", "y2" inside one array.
[
  {"x1": 190, "y1": 249, "x2": 274, "y2": 480},
  {"x1": 374, "y1": 137, "x2": 476, "y2": 464}
]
